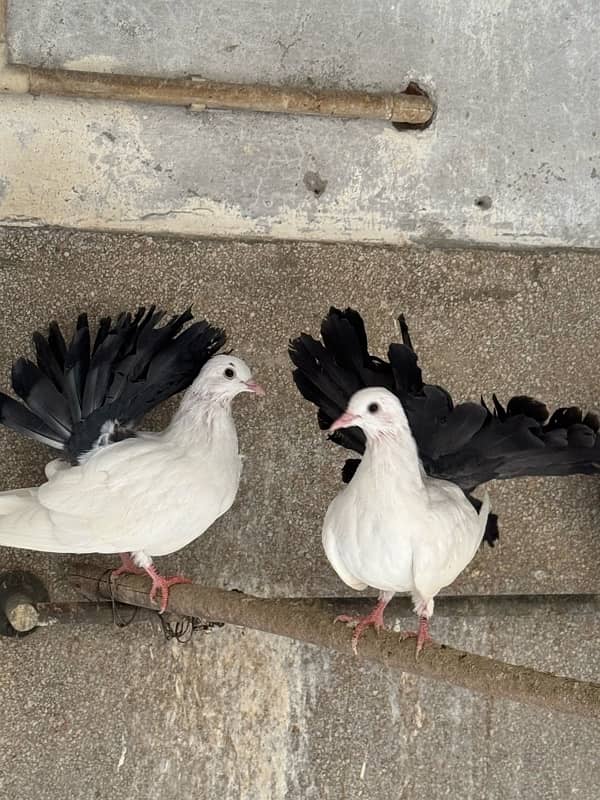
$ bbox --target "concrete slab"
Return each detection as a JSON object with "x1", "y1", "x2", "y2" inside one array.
[
  {"x1": 2, "y1": 1, "x2": 600, "y2": 248},
  {"x1": 0, "y1": 226, "x2": 598, "y2": 599},
  {"x1": 0, "y1": 613, "x2": 598, "y2": 800}
]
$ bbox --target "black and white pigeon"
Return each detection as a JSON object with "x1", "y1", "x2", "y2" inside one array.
[
  {"x1": 0, "y1": 306, "x2": 264, "y2": 612},
  {"x1": 289, "y1": 307, "x2": 600, "y2": 652}
]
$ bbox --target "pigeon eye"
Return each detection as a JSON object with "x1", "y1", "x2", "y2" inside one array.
[
  {"x1": 368, "y1": 402, "x2": 379, "y2": 414},
  {"x1": 224, "y1": 367, "x2": 235, "y2": 379}
]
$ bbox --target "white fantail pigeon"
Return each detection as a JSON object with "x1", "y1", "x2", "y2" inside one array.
[
  {"x1": 289, "y1": 307, "x2": 600, "y2": 653},
  {"x1": 325, "y1": 386, "x2": 489, "y2": 653},
  {"x1": 0, "y1": 306, "x2": 264, "y2": 612}
]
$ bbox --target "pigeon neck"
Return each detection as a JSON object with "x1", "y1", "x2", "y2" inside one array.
[
  {"x1": 363, "y1": 430, "x2": 424, "y2": 489},
  {"x1": 167, "y1": 394, "x2": 237, "y2": 447}
]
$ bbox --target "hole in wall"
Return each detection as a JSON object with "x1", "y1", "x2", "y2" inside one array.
[{"x1": 391, "y1": 82, "x2": 436, "y2": 132}]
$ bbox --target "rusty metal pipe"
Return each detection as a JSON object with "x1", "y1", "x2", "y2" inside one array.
[
  {"x1": 0, "y1": 1, "x2": 432, "y2": 123},
  {"x1": 69, "y1": 564, "x2": 600, "y2": 720},
  {"x1": 2, "y1": 63, "x2": 432, "y2": 124}
]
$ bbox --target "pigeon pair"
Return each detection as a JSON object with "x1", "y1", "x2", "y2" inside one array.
[{"x1": 0, "y1": 305, "x2": 598, "y2": 654}]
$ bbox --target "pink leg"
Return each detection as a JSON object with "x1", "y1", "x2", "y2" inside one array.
[
  {"x1": 111, "y1": 552, "x2": 146, "y2": 578},
  {"x1": 335, "y1": 592, "x2": 394, "y2": 655},
  {"x1": 144, "y1": 563, "x2": 192, "y2": 614},
  {"x1": 399, "y1": 615, "x2": 434, "y2": 658},
  {"x1": 415, "y1": 615, "x2": 432, "y2": 655}
]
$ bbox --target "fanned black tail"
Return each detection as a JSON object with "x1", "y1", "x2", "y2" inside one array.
[
  {"x1": 0, "y1": 306, "x2": 225, "y2": 463},
  {"x1": 289, "y1": 306, "x2": 600, "y2": 548},
  {"x1": 290, "y1": 306, "x2": 395, "y2": 454}
]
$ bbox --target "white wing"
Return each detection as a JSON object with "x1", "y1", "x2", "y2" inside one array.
[
  {"x1": 0, "y1": 437, "x2": 188, "y2": 554},
  {"x1": 322, "y1": 491, "x2": 369, "y2": 592},
  {"x1": 411, "y1": 479, "x2": 487, "y2": 601}
]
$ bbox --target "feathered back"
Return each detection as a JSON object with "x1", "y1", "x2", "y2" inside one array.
[
  {"x1": 289, "y1": 307, "x2": 600, "y2": 546},
  {"x1": 0, "y1": 306, "x2": 226, "y2": 463}
]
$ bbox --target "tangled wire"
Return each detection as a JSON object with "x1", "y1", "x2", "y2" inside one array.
[{"x1": 100, "y1": 568, "x2": 223, "y2": 643}]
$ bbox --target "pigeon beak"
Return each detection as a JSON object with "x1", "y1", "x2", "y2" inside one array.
[
  {"x1": 329, "y1": 411, "x2": 359, "y2": 432},
  {"x1": 244, "y1": 380, "x2": 266, "y2": 397}
]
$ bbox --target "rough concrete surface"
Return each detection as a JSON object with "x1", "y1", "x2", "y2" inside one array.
[
  {"x1": 0, "y1": 226, "x2": 598, "y2": 600},
  {"x1": 0, "y1": 614, "x2": 599, "y2": 800},
  {"x1": 0, "y1": 227, "x2": 598, "y2": 800},
  {"x1": 2, "y1": 1, "x2": 600, "y2": 248}
]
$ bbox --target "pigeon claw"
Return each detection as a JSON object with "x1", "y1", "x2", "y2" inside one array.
[
  {"x1": 111, "y1": 552, "x2": 146, "y2": 578},
  {"x1": 333, "y1": 613, "x2": 360, "y2": 627},
  {"x1": 334, "y1": 608, "x2": 387, "y2": 656},
  {"x1": 399, "y1": 616, "x2": 433, "y2": 659},
  {"x1": 148, "y1": 573, "x2": 192, "y2": 614}
]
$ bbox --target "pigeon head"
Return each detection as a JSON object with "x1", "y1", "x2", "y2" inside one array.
[
  {"x1": 329, "y1": 387, "x2": 411, "y2": 441},
  {"x1": 193, "y1": 354, "x2": 265, "y2": 402}
]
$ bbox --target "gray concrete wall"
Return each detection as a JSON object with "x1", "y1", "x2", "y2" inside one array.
[
  {"x1": 1, "y1": 3, "x2": 600, "y2": 797},
  {"x1": 2, "y1": 616, "x2": 599, "y2": 800},
  {"x1": 0, "y1": 228, "x2": 598, "y2": 600},
  {"x1": 0, "y1": 227, "x2": 598, "y2": 800},
  {"x1": 1, "y1": 1, "x2": 600, "y2": 248}
]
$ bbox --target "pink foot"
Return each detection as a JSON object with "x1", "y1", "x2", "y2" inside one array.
[
  {"x1": 145, "y1": 565, "x2": 192, "y2": 614},
  {"x1": 399, "y1": 616, "x2": 433, "y2": 658},
  {"x1": 334, "y1": 596, "x2": 390, "y2": 655},
  {"x1": 111, "y1": 552, "x2": 146, "y2": 579}
]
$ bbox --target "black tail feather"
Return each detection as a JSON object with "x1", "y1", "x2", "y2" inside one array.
[
  {"x1": 398, "y1": 314, "x2": 414, "y2": 350},
  {"x1": 11, "y1": 358, "x2": 72, "y2": 438},
  {"x1": 321, "y1": 307, "x2": 369, "y2": 373},
  {"x1": 506, "y1": 395, "x2": 549, "y2": 422},
  {"x1": 388, "y1": 342, "x2": 423, "y2": 394},
  {"x1": 47, "y1": 321, "x2": 67, "y2": 367},
  {"x1": 0, "y1": 392, "x2": 65, "y2": 449},
  {"x1": 92, "y1": 316, "x2": 112, "y2": 355},
  {"x1": 545, "y1": 406, "x2": 583, "y2": 430},
  {"x1": 482, "y1": 513, "x2": 500, "y2": 547},
  {"x1": 67, "y1": 312, "x2": 225, "y2": 460},
  {"x1": 289, "y1": 306, "x2": 600, "y2": 501},
  {"x1": 81, "y1": 329, "x2": 125, "y2": 418},
  {"x1": 32, "y1": 331, "x2": 65, "y2": 391},
  {"x1": 112, "y1": 319, "x2": 226, "y2": 420},
  {"x1": 341, "y1": 458, "x2": 361, "y2": 483},
  {"x1": 491, "y1": 394, "x2": 507, "y2": 421},
  {"x1": 583, "y1": 411, "x2": 600, "y2": 432},
  {"x1": 0, "y1": 306, "x2": 225, "y2": 462},
  {"x1": 466, "y1": 493, "x2": 500, "y2": 547},
  {"x1": 63, "y1": 323, "x2": 91, "y2": 423}
]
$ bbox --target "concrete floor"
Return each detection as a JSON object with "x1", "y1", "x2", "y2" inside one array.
[
  {"x1": 0, "y1": 226, "x2": 598, "y2": 799},
  {"x1": 2, "y1": 1, "x2": 600, "y2": 248}
]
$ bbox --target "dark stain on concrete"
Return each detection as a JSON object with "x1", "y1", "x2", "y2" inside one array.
[{"x1": 303, "y1": 171, "x2": 327, "y2": 197}]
